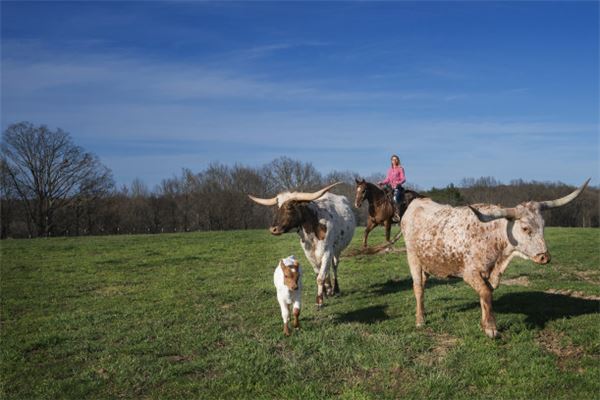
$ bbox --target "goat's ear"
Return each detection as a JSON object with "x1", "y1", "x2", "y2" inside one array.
[
  {"x1": 292, "y1": 260, "x2": 300, "y2": 268},
  {"x1": 278, "y1": 260, "x2": 286, "y2": 270}
]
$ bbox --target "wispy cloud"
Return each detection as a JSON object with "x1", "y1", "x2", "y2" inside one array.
[{"x1": 2, "y1": 44, "x2": 471, "y2": 107}]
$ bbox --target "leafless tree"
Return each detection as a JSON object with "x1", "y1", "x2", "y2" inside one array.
[
  {"x1": 1, "y1": 122, "x2": 114, "y2": 237},
  {"x1": 262, "y1": 156, "x2": 323, "y2": 192}
]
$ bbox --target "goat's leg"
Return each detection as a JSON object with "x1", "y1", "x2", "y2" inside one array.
[
  {"x1": 279, "y1": 298, "x2": 291, "y2": 336},
  {"x1": 292, "y1": 291, "x2": 301, "y2": 329},
  {"x1": 292, "y1": 307, "x2": 300, "y2": 329}
]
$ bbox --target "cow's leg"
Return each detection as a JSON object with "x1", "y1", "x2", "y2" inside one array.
[
  {"x1": 324, "y1": 273, "x2": 333, "y2": 297},
  {"x1": 363, "y1": 219, "x2": 377, "y2": 248},
  {"x1": 332, "y1": 255, "x2": 340, "y2": 295},
  {"x1": 464, "y1": 271, "x2": 497, "y2": 338},
  {"x1": 407, "y1": 251, "x2": 426, "y2": 327},
  {"x1": 316, "y1": 252, "x2": 332, "y2": 309}
]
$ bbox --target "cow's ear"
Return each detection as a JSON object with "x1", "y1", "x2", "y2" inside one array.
[{"x1": 355, "y1": 178, "x2": 361, "y2": 184}]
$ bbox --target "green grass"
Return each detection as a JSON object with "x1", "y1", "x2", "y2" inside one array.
[{"x1": 1, "y1": 227, "x2": 599, "y2": 399}]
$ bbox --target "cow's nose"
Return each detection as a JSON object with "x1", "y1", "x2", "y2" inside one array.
[
  {"x1": 269, "y1": 226, "x2": 281, "y2": 235},
  {"x1": 533, "y1": 252, "x2": 551, "y2": 265}
]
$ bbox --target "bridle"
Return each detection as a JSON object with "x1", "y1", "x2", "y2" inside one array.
[{"x1": 355, "y1": 185, "x2": 367, "y2": 207}]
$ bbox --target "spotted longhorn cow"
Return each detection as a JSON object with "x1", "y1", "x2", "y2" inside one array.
[
  {"x1": 401, "y1": 179, "x2": 590, "y2": 338},
  {"x1": 249, "y1": 182, "x2": 356, "y2": 308}
]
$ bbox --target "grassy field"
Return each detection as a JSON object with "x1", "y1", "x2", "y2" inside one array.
[{"x1": 1, "y1": 227, "x2": 599, "y2": 399}]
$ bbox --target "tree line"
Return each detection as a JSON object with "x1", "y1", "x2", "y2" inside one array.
[{"x1": 1, "y1": 122, "x2": 597, "y2": 238}]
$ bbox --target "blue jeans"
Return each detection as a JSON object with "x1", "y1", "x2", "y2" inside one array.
[{"x1": 393, "y1": 185, "x2": 404, "y2": 204}]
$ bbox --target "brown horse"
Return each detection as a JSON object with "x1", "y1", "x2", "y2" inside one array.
[{"x1": 354, "y1": 179, "x2": 423, "y2": 248}]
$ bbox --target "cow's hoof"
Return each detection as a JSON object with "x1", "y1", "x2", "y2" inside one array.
[
  {"x1": 416, "y1": 316, "x2": 425, "y2": 327},
  {"x1": 316, "y1": 304, "x2": 323, "y2": 311},
  {"x1": 484, "y1": 327, "x2": 498, "y2": 338}
]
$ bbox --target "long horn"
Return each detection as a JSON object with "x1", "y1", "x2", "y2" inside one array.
[
  {"x1": 288, "y1": 181, "x2": 343, "y2": 202},
  {"x1": 469, "y1": 205, "x2": 518, "y2": 222},
  {"x1": 248, "y1": 194, "x2": 278, "y2": 206},
  {"x1": 538, "y1": 178, "x2": 591, "y2": 210}
]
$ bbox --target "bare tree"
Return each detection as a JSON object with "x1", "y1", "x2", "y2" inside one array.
[
  {"x1": 0, "y1": 158, "x2": 19, "y2": 237},
  {"x1": 262, "y1": 156, "x2": 323, "y2": 192},
  {"x1": 1, "y1": 122, "x2": 114, "y2": 237}
]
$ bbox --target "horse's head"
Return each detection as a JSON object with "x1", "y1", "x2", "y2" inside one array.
[{"x1": 354, "y1": 178, "x2": 368, "y2": 208}]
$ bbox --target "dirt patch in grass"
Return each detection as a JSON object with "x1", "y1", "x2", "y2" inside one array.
[
  {"x1": 164, "y1": 354, "x2": 194, "y2": 363},
  {"x1": 503, "y1": 276, "x2": 530, "y2": 287},
  {"x1": 416, "y1": 329, "x2": 460, "y2": 366},
  {"x1": 574, "y1": 270, "x2": 600, "y2": 285},
  {"x1": 94, "y1": 285, "x2": 135, "y2": 297},
  {"x1": 544, "y1": 289, "x2": 600, "y2": 301},
  {"x1": 343, "y1": 365, "x2": 414, "y2": 397},
  {"x1": 536, "y1": 330, "x2": 587, "y2": 372},
  {"x1": 345, "y1": 245, "x2": 406, "y2": 257}
]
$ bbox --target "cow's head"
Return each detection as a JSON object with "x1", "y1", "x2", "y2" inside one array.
[
  {"x1": 470, "y1": 179, "x2": 590, "y2": 265},
  {"x1": 248, "y1": 182, "x2": 341, "y2": 236},
  {"x1": 269, "y1": 199, "x2": 307, "y2": 235},
  {"x1": 279, "y1": 259, "x2": 300, "y2": 291}
]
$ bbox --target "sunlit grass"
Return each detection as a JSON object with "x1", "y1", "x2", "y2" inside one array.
[{"x1": 1, "y1": 227, "x2": 598, "y2": 399}]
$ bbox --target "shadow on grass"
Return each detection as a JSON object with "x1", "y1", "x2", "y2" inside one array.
[
  {"x1": 455, "y1": 291, "x2": 600, "y2": 328},
  {"x1": 335, "y1": 304, "x2": 390, "y2": 324},
  {"x1": 370, "y1": 277, "x2": 463, "y2": 296}
]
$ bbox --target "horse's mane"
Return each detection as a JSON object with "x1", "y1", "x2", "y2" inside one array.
[{"x1": 364, "y1": 181, "x2": 384, "y2": 193}]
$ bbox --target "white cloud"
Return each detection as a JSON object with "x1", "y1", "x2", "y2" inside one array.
[{"x1": 2, "y1": 41, "x2": 597, "y2": 188}]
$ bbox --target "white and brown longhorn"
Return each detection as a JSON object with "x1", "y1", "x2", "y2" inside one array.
[
  {"x1": 401, "y1": 179, "x2": 590, "y2": 338},
  {"x1": 249, "y1": 182, "x2": 356, "y2": 308}
]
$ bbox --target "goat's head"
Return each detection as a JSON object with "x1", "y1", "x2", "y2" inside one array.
[{"x1": 279, "y1": 259, "x2": 300, "y2": 291}]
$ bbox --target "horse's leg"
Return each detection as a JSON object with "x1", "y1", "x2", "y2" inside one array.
[
  {"x1": 384, "y1": 218, "x2": 391, "y2": 243},
  {"x1": 363, "y1": 218, "x2": 377, "y2": 248}
]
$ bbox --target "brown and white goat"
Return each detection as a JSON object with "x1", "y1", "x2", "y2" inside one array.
[{"x1": 273, "y1": 256, "x2": 302, "y2": 336}]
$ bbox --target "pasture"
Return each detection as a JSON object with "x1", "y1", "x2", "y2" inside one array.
[{"x1": 1, "y1": 227, "x2": 599, "y2": 399}]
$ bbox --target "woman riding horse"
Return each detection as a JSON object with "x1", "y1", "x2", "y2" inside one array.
[
  {"x1": 354, "y1": 178, "x2": 422, "y2": 248},
  {"x1": 378, "y1": 154, "x2": 406, "y2": 214}
]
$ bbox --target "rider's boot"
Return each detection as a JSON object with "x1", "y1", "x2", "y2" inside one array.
[{"x1": 393, "y1": 201, "x2": 401, "y2": 222}]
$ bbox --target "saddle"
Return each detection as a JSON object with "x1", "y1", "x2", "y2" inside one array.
[{"x1": 382, "y1": 185, "x2": 404, "y2": 222}]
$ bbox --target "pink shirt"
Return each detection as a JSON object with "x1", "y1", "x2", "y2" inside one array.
[{"x1": 380, "y1": 166, "x2": 406, "y2": 187}]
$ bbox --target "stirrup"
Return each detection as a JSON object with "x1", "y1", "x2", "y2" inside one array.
[{"x1": 393, "y1": 207, "x2": 401, "y2": 222}]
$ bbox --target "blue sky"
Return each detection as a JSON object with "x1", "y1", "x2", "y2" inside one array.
[{"x1": 2, "y1": 1, "x2": 598, "y2": 190}]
